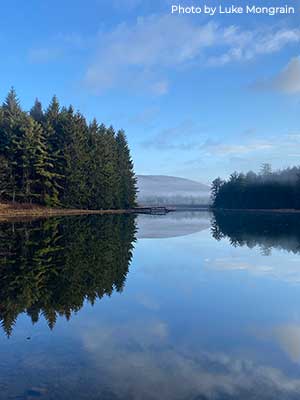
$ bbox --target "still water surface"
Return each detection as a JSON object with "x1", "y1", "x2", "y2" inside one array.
[{"x1": 1, "y1": 211, "x2": 300, "y2": 399}]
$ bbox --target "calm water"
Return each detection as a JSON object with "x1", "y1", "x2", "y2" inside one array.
[{"x1": 1, "y1": 211, "x2": 300, "y2": 399}]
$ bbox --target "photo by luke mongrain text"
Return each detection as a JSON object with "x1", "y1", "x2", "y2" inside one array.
[{"x1": 171, "y1": 4, "x2": 295, "y2": 15}]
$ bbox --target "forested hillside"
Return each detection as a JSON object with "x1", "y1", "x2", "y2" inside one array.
[
  {"x1": 0, "y1": 88, "x2": 137, "y2": 209},
  {"x1": 211, "y1": 164, "x2": 300, "y2": 210}
]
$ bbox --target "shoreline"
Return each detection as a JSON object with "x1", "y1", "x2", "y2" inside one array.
[
  {"x1": 211, "y1": 208, "x2": 300, "y2": 214},
  {"x1": 0, "y1": 203, "x2": 132, "y2": 222},
  {"x1": 1, "y1": 203, "x2": 300, "y2": 222}
]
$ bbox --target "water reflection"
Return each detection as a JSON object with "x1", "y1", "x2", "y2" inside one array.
[
  {"x1": 1, "y1": 211, "x2": 300, "y2": 399},
  {"x1": 137, "y1": 211, "x2": 211, "y2": 238},
  {"x1": 0, "y1": 215, "x2": 136, "y2": 336},
  {"x1": 211, "y1": 210, "x2": 300, "y2": 254}
]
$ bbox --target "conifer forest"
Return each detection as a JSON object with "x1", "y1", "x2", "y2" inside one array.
[{"x1": 0, "y1": 88, "x2": 137, "y2": 209}]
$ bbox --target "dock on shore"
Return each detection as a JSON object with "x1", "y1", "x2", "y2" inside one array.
[{"x1": 132, "y1": 206, "x2": 174, "y2": 215}]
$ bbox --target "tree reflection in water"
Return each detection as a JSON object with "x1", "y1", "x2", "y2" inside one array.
[
  {"x1": 211, "y1": 210, "x2": 300, "y2": 255},
  {"x1": 0, "y1": 214, "x2": 136, "y2": 336}
]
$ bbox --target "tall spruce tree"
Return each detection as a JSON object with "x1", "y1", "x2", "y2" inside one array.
[
  {"x1": 44, "y1": 96, "x2": 65, "y2": 202},
  {"x1": 116, "y1": 130, "x2": 137, "y2": 208},
  {"x1": 63, "y1": 111, "x2": 90, "y2": 208},
  {"x1": 0, "y1": 88, "x2": 26, "y2": 202},
  {"x1": 30, "y1": 98, "x2": 44, "y2": 123},
  {"x1": 21, "y1": 116, "x2": 60, "y2": 205}
]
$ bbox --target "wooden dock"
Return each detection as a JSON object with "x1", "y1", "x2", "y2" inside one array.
[{"x1": 133, "y1": 206, "x2": 174, "y2": 215}]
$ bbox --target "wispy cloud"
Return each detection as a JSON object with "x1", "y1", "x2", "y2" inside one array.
[
  {"x1": 253, "y1": 56, "x2": 300, "y2": 94},
  {"x1": 199, "y1": 139, "x2": 274, "y2": 156},
  {"x1": 83, "y1": 15, "x2": 300, "y2": 94},
  {"x1": 268, "y1": 324, "x2": 300, "y2": 364},
  {"x1": 209, "y1": 28, "x2": 300, "y2": 66},
  {"x1": 129, "y1": 107, "x2": 160, "y2": 125},
  {"x1": 28, "y1": 47, "x2": 63, "y2": 63},
  {"x1": 206, "y1": 256, "x2": 300, "y2": 284},
  {"x1": 28, "y1": 32, "x2": 89, "y2": 64},
  {"x1": 142, "y1": 126, "x2": 300, "y2": 165},
  {"x1": 81, "y1": 318, "x2": 300, "y2": 399},
  {"x1": 141, "y1": 120, "x2": 204, "y2": 150}
]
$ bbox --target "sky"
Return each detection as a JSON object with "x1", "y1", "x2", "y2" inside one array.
[{"x1": 1, "y1": 0, "x2": 300, "y2": 184}]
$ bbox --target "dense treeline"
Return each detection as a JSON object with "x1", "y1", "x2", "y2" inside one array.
[
  {"x1": 0, "y1": 88, "x2": 137, "y2": 209},
  {"x1": 0, "y1": 214, "x2": 136, "y2": 337},
  {"x1": 211, "y1": 164, "x2": 300, "y2": 209}
]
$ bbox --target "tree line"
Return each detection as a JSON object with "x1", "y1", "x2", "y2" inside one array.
[
  {"x1": 0, "y1": 88, "x2": 137, "y2": 209},
  {"x1": 211, "y1": 164, "x2": 300, "y2": 210},
  {"x1": 0, "y1": 214, "x2": 136, "y2": 337}
]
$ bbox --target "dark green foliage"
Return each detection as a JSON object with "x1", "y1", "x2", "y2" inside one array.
[
  {"x1": 0, "y1": 89, "x2": 137, "y2": 209},
  {"x1": 30, "y1": 98, "x2": 44, "y2": 123},
  {"x1": 211, "y1": 165, "x2": 300, "y2": 210},
  {"x1": 116, "y1": 130, "x2": 137, "y2": 208},
  {"x1": 0, "y1": 214, "x2": 136, "y2": 336}
]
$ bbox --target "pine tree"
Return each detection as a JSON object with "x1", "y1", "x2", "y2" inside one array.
[
  {"x1": 30, "y1": 98, "x2": 44, "y2": 123},
  {"x1": 87, "y1": 118, "x2": 100, "y2": 208},
  {"x1": 63, "y1": 112, "x2": 90, "y2": 208},
  {"x1": 116, "y1": 130, "x2": 137, "y2": 208},
  {"x1": 3, "y1": 87, "x2": 22, "y2": 117},
  {"x1": 105, "y1": 126, "x2": 120, "y2": 209},
  {"x1": 21, "y1": 117, "x2": 60, "y2": 205},
  {"x1": 211, "y1": 177, "x2": 224, "y2": 206},
  {"x1": 44, "y1": 96, "x2": 65, "y2": 203},
  {"x1": 0, "y1": 88, "x2": 26, "y2": 202}
]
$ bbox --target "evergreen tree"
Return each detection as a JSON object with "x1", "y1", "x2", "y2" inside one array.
[
  {"x1": 260, "y1": 163, "x2": 272, "y2": 177},
  {"x1": 104, "y1": 125, "x2": 120, "y2": 209},
  {"x1": 21, "y1": 117, "x2": 60, "y2": 205},
  {"x1": 0, "y1": 88, "x2": 26, "y2": 202},
  {"x1": 211, "y1": 177, "x2": 224, "y2": 205},
  {"x1": 30, "y1": 98, "x2": 44, "y2": 123},
  {"x1": 63, "y1": 112, "x2": 90, "y2": 208},
  {"x1": 0, "y1": 156, "x2": 13, "y2": 200},
  {"x1": 44, "y1": 96, "x2": 65, "y2": 202},
  {"x1": 116, "y1": 130, "x2": 137, "y2": 208}
]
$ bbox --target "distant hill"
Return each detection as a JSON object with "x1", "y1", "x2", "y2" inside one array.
[{"x1": 137, "y1": 175, "x2": 210, "y2": 206}]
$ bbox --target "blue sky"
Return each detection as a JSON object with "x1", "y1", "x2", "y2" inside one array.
[{"x1": 1, "y1": 0, "x2": 300, "y2": 183}]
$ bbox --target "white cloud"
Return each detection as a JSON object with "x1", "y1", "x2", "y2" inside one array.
[
  {"x1": 273, "y1": 325, "x2": 300, "y2": 363},
  {"x1": 81, "y1": 319, "x2": 300, "y2": 399},
  {"x1": 255, "y1": 324, "x2": 300, "y2": 364},
  {"x1": 200, "y1": 140, "x2": 274, "y2": 156},
  {"x1": 206, "y1": 256, "x2": 300, "y2": 284},
  {"x1": 254, "y1": 56, "x2": 300, "y2": 94},
  {"x1": 142, "y1": 119, "x2": 203, "y2": 150},
  {"x1": 84, "y1": 15, "x2": 300, "y2": 94}
]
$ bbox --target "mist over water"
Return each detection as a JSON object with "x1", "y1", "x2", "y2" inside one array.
[{"x1": 1, "y1": 211, "x2": 300, "y2": 399}]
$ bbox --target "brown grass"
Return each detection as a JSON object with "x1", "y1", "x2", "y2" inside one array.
[{"x1": 0, "y1": 202, "x2": 131, "y2": 222}]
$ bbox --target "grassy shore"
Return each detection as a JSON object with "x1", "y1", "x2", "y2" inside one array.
[{"x1": 0, "y1": 202, "x2": 131, "y2": 222}]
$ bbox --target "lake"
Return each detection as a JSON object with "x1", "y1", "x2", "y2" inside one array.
[{"x1": 1, "y1": 211, "x2": 300, "y2": 399}]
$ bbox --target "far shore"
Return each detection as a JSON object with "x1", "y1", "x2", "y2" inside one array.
[{"x1": 211, "y1": 208, "x2": 300, "y2": 214}]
